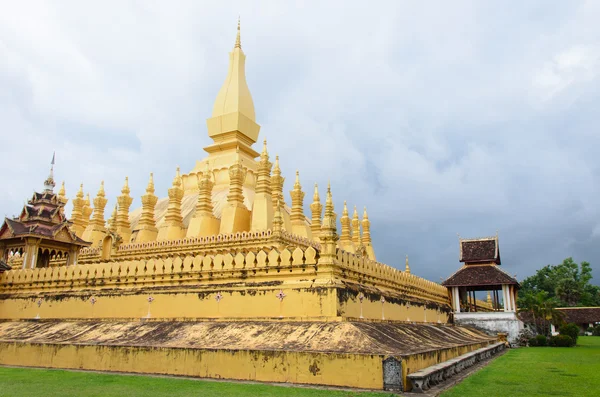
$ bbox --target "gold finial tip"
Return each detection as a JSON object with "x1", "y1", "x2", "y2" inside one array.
[
  {"x1": 263, "y1": 138, "x2": 267, "y2": 145},
  {"x1": 296, "y1": 170, "x2": 299, "y2": 176}
]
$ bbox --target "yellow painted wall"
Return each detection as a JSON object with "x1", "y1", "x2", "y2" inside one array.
[
  {"x1": 0, "y1": 342, "x2": 384, "y2": 389},
  {"x1": 336, "y1": 290, "x2": 450, "y2": 323},
  {"x1": 0, "y1": 284, "x2": 337, "y2": 320}
]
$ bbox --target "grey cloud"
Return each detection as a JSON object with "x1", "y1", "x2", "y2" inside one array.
[{"x1": 1, "y1": 1, "x2": 599, "y2": 284}]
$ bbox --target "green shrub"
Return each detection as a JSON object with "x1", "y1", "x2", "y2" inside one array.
[
  {"x1": 528, "y1": 337, "x2": 538, "y2": 347},
  {"x1": 535, "y1": 334, "x2": 547, "y2": 346},
  {"x1": 559, "y1": 323, "x2": 580, "y2": 344},
  {"x1": 548, "y1": 334, "x2": 575, "y2": 347},
  {"x1": 592, "y1": 325, "x2": 600, "y2": 336}
]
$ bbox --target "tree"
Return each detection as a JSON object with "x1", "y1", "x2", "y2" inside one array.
[
  {"x1": 518, "y1": 290, "x2": 565, "y2": 336},
  {"x1": 519, "y1": 258, "x2": 600, "y2": 308}
]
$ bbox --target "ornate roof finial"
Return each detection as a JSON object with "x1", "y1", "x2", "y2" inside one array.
[
  {"x1": 235, "y1": 17, "x2": 241, "y2": 49},
  {"x1": 97, "y1": 181, "x2": 105, "y2": 197},
  {"x1": 173, "y1": 166, "x2": 182, "y2": 187},
  {"x1": 121, "y1": 176, "x2": 130, "y2": 195},
  {"x1": 294, "y1": 170, "x2": 301, "y2": 188},
  {"x1": 313, "y1": 183, "x2": 320, "y2": 202},
  {"x1": 77, "y1": 183, "x2": 84, "y2": 198},
  {"x1": 146, "y1": 173, "x2": 155, "y2": 194},
  {"x1": 261, "y1": 139, "x2": 268, "y2": 158},
  {"x1": 58, "y1": 181, "x2": 66, "y2": 197},
  {"x1": 405, "y1": 255, "x2": 411, "y2": 273},
  {"x1": 43, "y1": 152, "x2": 56, "y2": 192}
]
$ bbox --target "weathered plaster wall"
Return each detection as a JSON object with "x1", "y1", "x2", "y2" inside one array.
[
  {"x1": 454, "y1": 312, "x2": 523, "y2": 343},
  {"x1": 0, "y1": 342, "x2": 384, "y2": 389},
  {"x1": 400, "y1": 342, "x2": 492, "y2": 391},
  {"x1": 335, "y1": 287, "x2": 451, "y2": 323},
  {"x1": 0, "y1": 284, "x2": 337, "y2": 320}
]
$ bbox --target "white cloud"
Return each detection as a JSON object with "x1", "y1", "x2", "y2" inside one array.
[{"x1": 1, "y1": 1, "x2": 600, "y2": 283}]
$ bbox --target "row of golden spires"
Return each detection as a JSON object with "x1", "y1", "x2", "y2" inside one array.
[{"x1": 56, "y1": 140, "x2": 375, "y2": 259}]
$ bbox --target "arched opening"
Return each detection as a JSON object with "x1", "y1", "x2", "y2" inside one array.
[{"x1": 102, "y1": 236, "x2": 113, "y2": 260}]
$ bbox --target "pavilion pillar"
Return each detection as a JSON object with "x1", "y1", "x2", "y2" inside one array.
[
  {"x1": 502, "y1": 285, "x2": 509, "y2": 312},
  {"x1": 452, "y1": 287, "x2": 461, "y2": 313},
  {"x1": 508, "y1": 285, "x2": 516, "y2": 312}
]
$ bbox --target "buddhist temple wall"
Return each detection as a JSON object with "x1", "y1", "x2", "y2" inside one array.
[
  {"x1": 0, "y1": 241, "x2": 451, "y2": 323},
  {"x1": 0, "y1": 342, "x2": 384, "y2": 390}
]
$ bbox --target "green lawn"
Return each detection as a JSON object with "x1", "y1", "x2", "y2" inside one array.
[
  {"x1": 441, "y1": 336, "x2": 600, "y2": 397},
  {"x1": 0, "y1": 366, "x2": 392, "y2": 397}
]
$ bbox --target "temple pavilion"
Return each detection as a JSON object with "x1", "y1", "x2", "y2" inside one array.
[
  {"x1": 443, "y1": 235, "x2": 522, "y2": 342},
  {"x1": 0, "y1": 159, "x2": 91, "y2": 269}
]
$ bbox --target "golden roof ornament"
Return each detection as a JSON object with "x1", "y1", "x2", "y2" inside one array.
[
  {"x1": 121, "y1": 177, "x2": 130, "y2": 195},
  {"x1": 146, "y1": 173, "x2": 155, "y2": 194},
  {"x1": 235, "y1": 17, "x2": 241, "y2": 49}
]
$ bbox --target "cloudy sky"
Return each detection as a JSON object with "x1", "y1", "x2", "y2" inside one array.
[{"x1": 1, "y1": 1, "x2": 599, "y2": 285}]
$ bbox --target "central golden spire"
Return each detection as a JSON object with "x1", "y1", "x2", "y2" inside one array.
[
  {"x1": 210, "y1": 18, "x2": 256, "y2": 122},
  {"x1": 205, "y1": 18, "x2": 261, "y2": 159}
]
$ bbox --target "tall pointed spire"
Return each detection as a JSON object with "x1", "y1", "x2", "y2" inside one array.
[
  {"x1": 159, "y1": 167, "x2": 186, "y2": 240},
  {"x1": 219, "y1": 149, "x2": 251, "y2": 234},
  {"x1": 310, "y1": 183, "x2": 322, "y2": 242},
  {"x1": 319, "y1": 182, "x2": 338, "y2": 267},
  {"x1": 58, "y1": 181, "x2": 68, "y2": 206},
  {"x1": 405, "y1": 255, "x2": 411, "y2": 273},
  {"x1": 82, "y1": 181, "x2": 108, "y2": 246},
  {"x1": 289, "y1": 171, "x2": 311, "y2": 238},
  {"x1": 361, "y1": 207, "x2": 376, "y2": 261},
  {"x1": 251, "y1": 139, "x2": 274, "y2": 231},
  {"x1": 116, "y1": 177, "x2": 133, "y2": 243},
  {"x1": 351, "y1": 205, "x2": 362, "y2": 249},
  {"x1": 205, "y1": 18, "x2": 260, "y2": 158},
  {"x1": 71, "y1": 183, "x2": 86, "y2": 237},
  {"x1": 135, "y1": 173, "x2": 158, "y2": 242},
  {"x1": 43, "y1": 152, "x2": 56, "y2": 192},
  {"x1": 339, "y1": 201, "x2": 352, "y2": 251},
  {"x1": 235, "y1": 16, "x2": 241, "y2": 49}
]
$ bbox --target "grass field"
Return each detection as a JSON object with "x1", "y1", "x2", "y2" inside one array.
[
  {"x1": 0, "y1": 366, "x2": 393, "y2": 397},
  {"x1": 441, "y1": 336, "x2": 600, "y2": 397}
]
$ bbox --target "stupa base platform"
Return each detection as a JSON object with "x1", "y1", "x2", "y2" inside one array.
[{"x1": 0, "y1": 319, "x2": 496, "y2": 392}]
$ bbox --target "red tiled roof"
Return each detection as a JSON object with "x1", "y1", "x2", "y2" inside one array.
[
  {"x1": 556, "y1": 307, "x2": 600, "y2": 324},
  {"x1": 460, "y1": 238, "x2": 499, "y2": 263},
  {"x1": 442, "y1": 265, "x2": 518, "y2": 287}
]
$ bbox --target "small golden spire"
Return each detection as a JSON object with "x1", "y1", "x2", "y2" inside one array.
[
  {"x1": 85, "y1": 193, "x2": 91, "y2": 206},
  {"x1": 363, "y1": 206, "x2": 369, "y2": 220},
  {"x1": 97, "y1": 181, "x2": 105, "y2": 197},
  {"x1": 405, "y1": 255, "x2": 411, "y2": 273},
  {"x1": 352, "y1": 205, "x2": 361, "y2": 247},
  {"x1": 342, "y1": 201, "x2": 348, "y2": 217},
  {"x1": 173, "y1": 166, "x2": 182, "y2": 187},
  {"x1": 121, "y1": 177, "x2": 130, "y2": 195},
  {"x1": 235, "y1": 17, "x2": 241, "y2": 49},
  {"x1": 109, "y1": 204, "x2": 118, "y2": 233},
  {"x1": 294, "y1": 170, "x2": 301, "y2": 189},
  {"x1": 58, "y1": 181, "x2": 66, "y2": 197},
  {"x1": 77, "y1": 183, "x2": 84, "y2": 198},
  {"x1": 313, "y1": 183, "x2": 320, "y2": 202},
  {"x1": 146, "y1": 173, "x2": 155, "y2": 194},
  {"x1": 261, "y1": 139, "x2": 268, "y2": 157}
]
